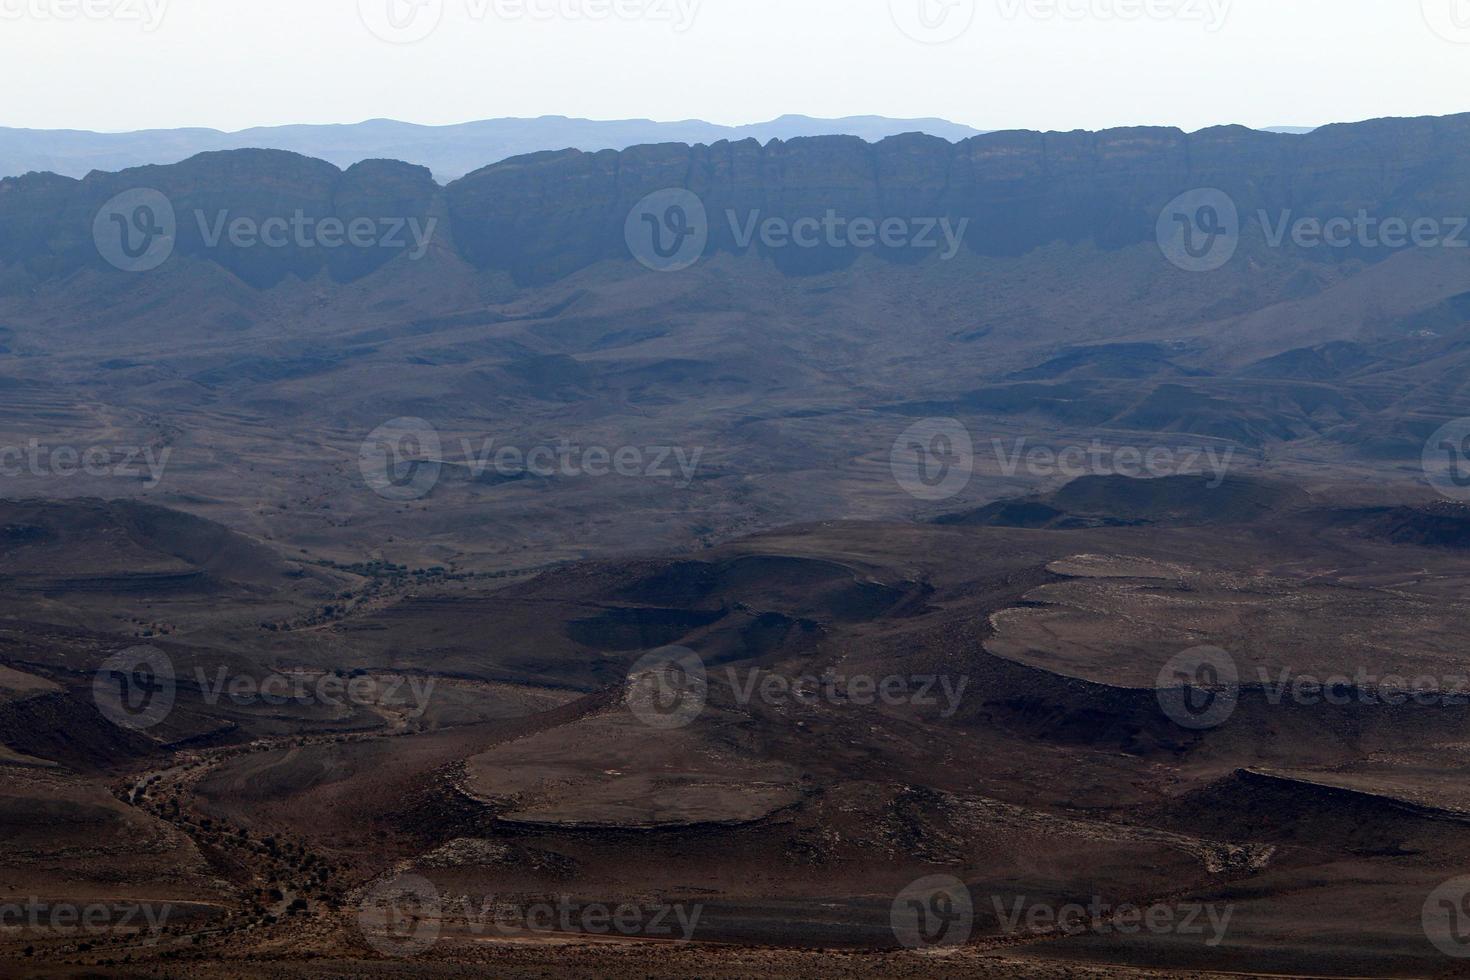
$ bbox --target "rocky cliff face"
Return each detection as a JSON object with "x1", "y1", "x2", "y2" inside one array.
[
  {"x1": 3, "y1": 113, "x2": 1470, "y2": 289},
  {"x1": 446, "y1": 114, "x2": 1470, "y2": 281},
  {"x1": 0, "y1": 150, "x2": 441, "y2": 288}
]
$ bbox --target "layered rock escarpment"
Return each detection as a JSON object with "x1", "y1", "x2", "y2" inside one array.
[{"x1": 3, "y1": 112, "x2": 1470, "y2": 287}]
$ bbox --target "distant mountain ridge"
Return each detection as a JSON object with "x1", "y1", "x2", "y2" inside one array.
[
  {"x1": 0, "y1": 115, "x2": 1437, "y2": 292},
  {"x1": 0, "y1": 115, "x2": 1324, "y2": 183},
  {"x1": 0, "y1": 114, "x2": 987, "y2": 183}
]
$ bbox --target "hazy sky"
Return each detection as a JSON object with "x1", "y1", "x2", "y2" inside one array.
[{"x1": 2, "y1": 0, "x2": 1467, "y2": 133}]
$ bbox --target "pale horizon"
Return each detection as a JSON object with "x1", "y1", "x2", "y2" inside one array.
[
  {"x1": 3, "y1": 110, "x2": 1379, "y2": 137},
  {"x1": 2, "y1": 0, "x2": 1466, "y2": 134}
]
